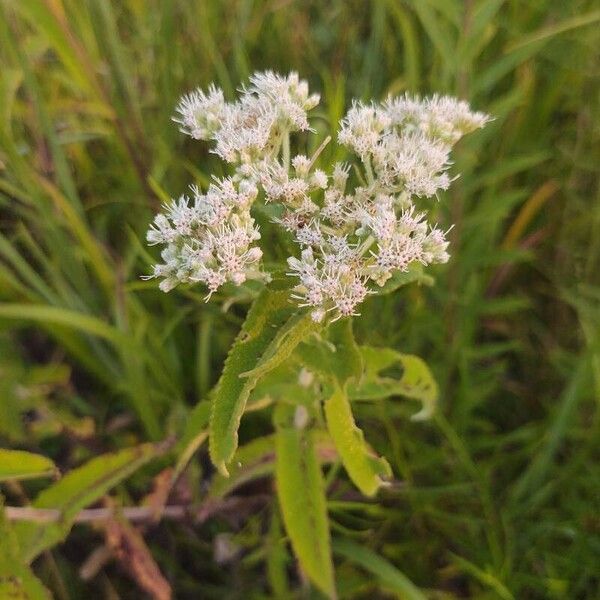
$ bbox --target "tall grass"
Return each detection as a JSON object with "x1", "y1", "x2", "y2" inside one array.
[{"x1": 0, "y1": 0, "x2": 598, "y2": 597}]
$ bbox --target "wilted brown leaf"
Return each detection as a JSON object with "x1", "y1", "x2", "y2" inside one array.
[{"x1": 142, "y1": 467, "x2": 174, "y2": 521}]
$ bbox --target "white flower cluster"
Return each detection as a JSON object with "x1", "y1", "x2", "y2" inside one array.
[
  {"x1": 147, "y1": 72, "x2": 489, "y2": 321},
  {"x1": 338, "y1": 95, "x2": 489, "y2": 198},
  {"x1": 145, "y1": 178, "x2": 263, "y2": 295},
  {"x1": 173, "y1": 71, "x2": 319, "y2": 163}
]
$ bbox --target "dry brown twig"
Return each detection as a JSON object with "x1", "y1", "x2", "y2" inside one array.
[{"x1": 4, "y1": 494, "x2": 271, "y2": 524}]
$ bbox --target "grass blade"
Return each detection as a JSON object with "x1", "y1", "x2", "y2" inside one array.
[
  {"x1": 0, "y1": 450, "x2": 57, "y2": 482},
  {"x1": 333, "y1": 538, "x2": 425, "y2": 600}
]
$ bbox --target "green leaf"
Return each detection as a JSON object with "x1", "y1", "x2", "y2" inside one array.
[
  {"x1": 447, "y1": 552, "x2": 514, "y2": 600},
  {"x1": 324, "y1": 386, "x2": 391, "y2": 497},
  {"x1": 209, "y1": 285, "x2": 319, "y2": 476},
  {"x1": 327, "y1": 319, "x2": 363, "y2": 385},
  {"x1": 333, "y1": 538, "x2": 426, "y2": 600},
  {"x1": 275, "y1": 419, "x2": 335, "y2": 599},
  {"x1": 350, "y1": 347, "x2": 438, "y2": 421},
  {"x1": 209, "y1": 435, "x2": 276, "y2": 499},
  {"x1": 173, "y1": 401, "x2": 211, "y2": 480},
  {"x1": 240, "y1": 309, "x2": 320, "y2": 381},
  {"x1": 296, "y1": 319, "x2": 362, "y2": 387},
  {"x1": 0, "y1": 304, "x2": 124, "y2": 345},
  {"x1": 210, "y1": 432, "x2": 336, "y2": 499},
  {"x1": 247, "y1": 361, "x2": 306, "y2": 407},
  {"x1": 376, "y1": 262, "x2": 434, "y2": 295},
  {"x1": 506, "y1": 9, "x2": 600, "y2": 52},
  {"x1": 0, "y1": 450, "x2": 56, "y2": 482},
  {"x1": 509, "y1": 360, "x2": 588, "y2": 506},
  {"x1": 0, "y1": 503, "x2": 51, "y2": 599},
  {"x1": 14, "y1": 441, "x2": 167, "y2": 563},
  {"x1": 11, "y1": 0, "x2": 99, "y2": 100}
]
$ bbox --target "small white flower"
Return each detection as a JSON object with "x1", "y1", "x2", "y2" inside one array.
[
  {"x1": 372, "y1": 132, "x2": 451, "y2": 197},
  {"x1": 296, "y1": 223, "x2": 324, "y2": 247},
  {"x1": 245, "y1": 71, "x2": 319, "y2": 131},
  {"x1": 213, "y1": 97, "x2": 278, "y2": 163},
  {"x1": 311, "y1": 169, "x2": 328, "y2": 189},
  {"x1": 338, "y1": 101, "x2": 390, "y2": 159},
  {"x1": 292, "y1": 154, "x2": 311, "y2": 177},
  {"x1": 422, "y1": 226, "x2": 450, "y2": 264},
  {"x1": 332, "y1": 162, "x2": 350, "y2": 190},
  {"x1": 385, "y1": 93, "x2": 490, "y2": 144},
  {"x1": 173, "y1": 84, "x2": 225, "y2": 140},
  {"x1": 145, "y1": 181, "x2": 265, "y2": 296}
]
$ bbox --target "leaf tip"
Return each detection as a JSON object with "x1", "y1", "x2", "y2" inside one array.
[
  {"x1": 215, "y1": 461, "x2": 230, "y2": 477},
  {"x1": 410, "y1": 406, "x2": 435, "y2": 422}
]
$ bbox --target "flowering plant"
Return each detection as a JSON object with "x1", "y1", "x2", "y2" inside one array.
[{"x1": 147, "y1": 71, "x2": 488, "y2": 597}]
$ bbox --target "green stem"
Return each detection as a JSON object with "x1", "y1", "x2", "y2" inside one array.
[
  {"x1": 364, "y1": 155, "x2": 375, "y2": 185},
  {"x1": 282, "y1": 131, "x2": 290, "y2": 169},
  {"x1": 358, "y1": 235, "x2": 376, "y2": 257}
]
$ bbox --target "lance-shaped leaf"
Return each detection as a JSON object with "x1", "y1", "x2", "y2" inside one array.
[
  {"x1": 0, "y1": 503, "x2": 51, "y2": 599},
  {"x1": 0, "y1": 450, "x2": 57, "y2": 482},
  {"x1": 209, "y1": 285, "x2": 319, "y2": 476},
  {"x1": 350, "y1": 347, "x2": 438, "y2": 421},
  {"x1": 325, "y1": 386, "x2": 391, "y2": 496},
  {"x1": 275, "y1": 412, "x2": 335, "y2": 599},
  {"x1": 14, "y1": 441, "x2": 168, "y2": 563},
  {"x1": 298, "y1": 321, "x2": 389, "y2": 496},
  {"x1": 240, "y1": 310, "x2": 319, "y2": 381}
]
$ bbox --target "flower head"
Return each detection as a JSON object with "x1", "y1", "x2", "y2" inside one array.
[
  {"x1": 385, "y1": 93, "x2": 490, "y2": 145},
  {"x1": 147, "y1": 71, "x2": 489, "y2": 319},
  {"x1": 173, "y1": 84, "x2": 225, "y2": 140}
]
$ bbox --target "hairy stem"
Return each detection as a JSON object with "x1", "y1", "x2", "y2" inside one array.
[
  {"x1": 282, "y1": 131, "x2": 290, "y2": 170},
  {"x1": 363, "y1": 155, "x2": 375, "y2": 185},
  {"x1": 358, "y1": 234, "x2": 376, "y2": 257}
]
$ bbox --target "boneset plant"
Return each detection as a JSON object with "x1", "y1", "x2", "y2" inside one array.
[{"x1": 147, "y1": 72, "x2": 488, "y2": 597}]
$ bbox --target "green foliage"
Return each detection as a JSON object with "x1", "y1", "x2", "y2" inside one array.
[
  {"x1": 14, "y1": 442, "x2": 166, "y2": 563},
  {"x1": 209, "y1": 431, "x2": 336, "y2": 499},
  {"x1": 333, "y1": 538, "x2": 425, "y2": 600},
  {"x1": 0, "y1": 504, "x2": 51, "y2": 599},
  {"x1": 325, "y1": 386, "x2": 392, "y2": 496},
  {"x1": 209, "y1": 285, "x2": 317, "y2": 475},
  {"x1": 377, "y1": 262, "x2": 434, "y2": 295},
  {"x1": 0, "y1": 0, "x2": 597, "y2": 598},
  {"x1": 297, "y1": 319, "x2": 363, "y2": 386},
  {"x1": 209, "y1": 434, "x2": 276, "y2": 498},
  {"x1": 0, "y1": 450, "x2": 56, "y2": 482},
  {"x1": 173, "y1": 400, "x2": 210, "y2": 479},
  {"x1": 351, "y1": 346, "x2": 439, "y2": 420},
  {"x1": 275, "y1": 407, "x2": 335, "y2": 598},
  {"x1": 308, "y1": 320, "x2": 393, "y2": 496}
]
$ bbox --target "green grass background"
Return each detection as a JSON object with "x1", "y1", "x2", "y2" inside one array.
[{"x1": 0, "y1": 0, "x2": 599, "y2": 598}]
